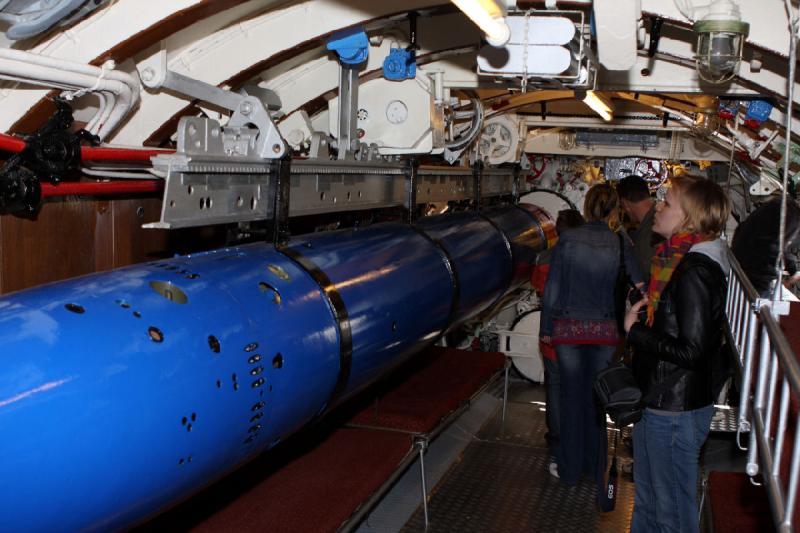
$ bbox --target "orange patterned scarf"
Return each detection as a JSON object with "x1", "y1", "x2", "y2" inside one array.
[{"x1": 646, "y1": 231, "x2": 704, "y2": 326}]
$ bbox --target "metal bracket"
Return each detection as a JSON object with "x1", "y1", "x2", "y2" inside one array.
[
  {"x1": 413, "y1": 434, "x2": 430, "y2": 529},
  {"x1": 138, "y1": 52, "x2": 286, "y2": 160},
  {"x1": 270, "y1": 156, "x2": 292, "y2": 245},
  {"x1": 473, "y1": 161, "x2": 484, "y2": 211},
  {"x1": 755, "y1": 298, "x2": 791, "y2": 317},
  {"x1": 404, "y1": 157, "x2": 419, "y2": 222},
  {"x1": 336, "y1": 64, "x2": 360, "y2": 160},
  {"x1": 145, "y1": 116, "x2": 278, "y2": 229}
]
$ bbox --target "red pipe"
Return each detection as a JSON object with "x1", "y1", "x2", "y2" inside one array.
[
  {"x1": 80, "y1": 146, "x2": 173, "y2": 162},
  {"x1": 0, "y1": 132, "x2": 173, "y2": 162},
  {"x1": 40, "y1": 180, "x2": 163, "y2": 198},
  {"x1": 0, "y1": 132, "x2": 26, "y2": 153}
]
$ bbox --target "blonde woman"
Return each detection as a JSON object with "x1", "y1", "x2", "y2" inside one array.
[
  {"x1": 624, "y1": 176, "x2": 731, "y2": 533},
  {"x1": 540, "y1": 183, "x2": 642, "y2": 488}
]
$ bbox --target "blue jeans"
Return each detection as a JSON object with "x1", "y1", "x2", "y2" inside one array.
[
  {"x1": 631, "y1": 404, "x2": 714, "y2": 533},
  {"x1": 556, "y1": 343, "x2": 615, "y2": 485},
  {"x1": 544, "y1": 357, "x2": 560, "y2": 459}
]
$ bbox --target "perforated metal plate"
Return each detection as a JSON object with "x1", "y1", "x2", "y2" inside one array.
[
  {"x1": 402, "y1": 381, "x2": 635, "y2": 533},
  {"x1": 710, "y1": 405, "x2": 741, "y2": 433},
  {"x1": 401, "y1": 441, "x2": 635, "y2": 533}
]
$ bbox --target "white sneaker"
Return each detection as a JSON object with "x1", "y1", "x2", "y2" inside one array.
[{"x1": 548, "y1": 462, "x2": 559, "y2": 478}]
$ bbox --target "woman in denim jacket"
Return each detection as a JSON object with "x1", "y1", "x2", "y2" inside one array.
[{"x1": 540, "y1": 183, "x2": 642, "y2": 486}]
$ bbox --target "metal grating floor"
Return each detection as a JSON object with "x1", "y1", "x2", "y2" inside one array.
[{"x1": 401, "y1": 380, "x2": 635, "y2": 533}]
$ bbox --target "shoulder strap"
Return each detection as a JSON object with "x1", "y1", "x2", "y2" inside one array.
[{"x1": 617, "y1": 232, "x2": 627, "y2": 278}]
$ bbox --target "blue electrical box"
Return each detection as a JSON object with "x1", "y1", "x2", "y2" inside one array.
[
  {"x1": 383, "y1": 47, "x2": 416, "y2": 81},
  {"x1": 325, "y1": 27, "x2": 369, "y2": 65},
  {"x1": 745, "y1": 99, "x2": 773, "y2": 125}
]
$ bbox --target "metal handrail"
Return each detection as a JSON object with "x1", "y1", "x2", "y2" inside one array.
[
  {"x1": 726, "y1": 249, "x2": 800, "y2": 532},
  {"x1": 726, "y1": 250, "x2": 761, "y2": 438}
]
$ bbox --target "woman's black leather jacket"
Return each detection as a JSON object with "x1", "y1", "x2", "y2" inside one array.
[{"x1": 628, "y1": 251, "x2": 728, "y2": 411}]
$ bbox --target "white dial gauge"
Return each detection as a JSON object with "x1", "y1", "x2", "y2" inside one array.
[{"x1": 385, "y1": 100, "x2": 408, "y2": 125}]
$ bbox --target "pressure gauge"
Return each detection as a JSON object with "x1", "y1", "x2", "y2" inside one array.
[{"x1": 386, "y1": 100, "x2": 408, "y2": 124}]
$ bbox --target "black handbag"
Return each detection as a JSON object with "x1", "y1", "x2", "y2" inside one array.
[
  {"x1": 594, "y1": 361, "x2": 643, "y2": 426},
  {"x1": 594, "y1": 357, "x2": 688, "y2": 427}
]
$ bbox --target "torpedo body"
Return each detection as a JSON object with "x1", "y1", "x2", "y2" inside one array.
[{"x1": 0, "y1": 204, "x2": 552, "y2": 531}]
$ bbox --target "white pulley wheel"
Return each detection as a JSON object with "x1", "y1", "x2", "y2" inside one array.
[{"x1": 508, "y1": 310, "x2": 545, "y2": 383}]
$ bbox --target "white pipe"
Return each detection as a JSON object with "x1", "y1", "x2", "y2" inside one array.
[
  {"x1": 88, "y1": 92, "x2": 117, "y2": 137},
  {"x1": 0, "y1": 49, "x2": 139, "y2": 140},
  {"x1": 0, "y1": 49, "x2": 137, "y2": 97},
  {"x1": 81, "y1": 167, "x2": 161, "y2": 180},
  {"x1": 0, "y1": 57, "x2": 134, "y2": 140},
  {"x1": 84, "y1": 92, "x2": 109, "y2": 134}
]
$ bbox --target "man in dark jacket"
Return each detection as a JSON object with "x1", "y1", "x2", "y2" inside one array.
[
  {"x1": 731, "y1": 195, "x2": 800, "y2": 297},
  {"x1": 617, "y1": 175, "x2": 664, "y2": 283}
]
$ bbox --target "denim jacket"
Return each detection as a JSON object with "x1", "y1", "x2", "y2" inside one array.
[{"x1": 539, "y1": 221, "x2": 643, "y2": 337}]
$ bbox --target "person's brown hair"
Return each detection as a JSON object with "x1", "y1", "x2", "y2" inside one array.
[
  {"x1": 583, "y1": 183, "x2": 620, "y2": 227},
  {"x1": 670, "y1": 175, "x2": 730, "y2": 238},
  {"x1": 555, "y1": 209, "x2": 585, "y2": 234}
]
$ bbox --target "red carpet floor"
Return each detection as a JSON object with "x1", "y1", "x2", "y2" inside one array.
[
  {"x1": 190, "y1": 428, "x2": 411, "y2": 533},
  {"x1": 350, "y1": 347, "x2": 506, "y2": 433}
]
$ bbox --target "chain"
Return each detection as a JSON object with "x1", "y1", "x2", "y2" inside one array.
[{"x1": 521, "y1": 10, "x2": 531, "y2": 93}]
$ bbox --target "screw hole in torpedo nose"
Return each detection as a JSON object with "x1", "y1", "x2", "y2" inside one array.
[
  {"x1": 148, "y1": 326, "x2": 164, "y2": 343},
  {"x1": 64, "y1": 303, "x2": 85, "y2": 314},
  {"x1": 208, "y1": 335, "x2": 221, "y2": 353},
  {"x1": 272, "y1": 353, "x2": 283, "y2": 369}
]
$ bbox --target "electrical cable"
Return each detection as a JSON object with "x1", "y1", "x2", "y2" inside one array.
[
  {"x1": 776, "y1": 0, "x2": 798, "y2": 298},
  {"x1": 725, "y1": 108, "x2": 738, "y2": 202}
]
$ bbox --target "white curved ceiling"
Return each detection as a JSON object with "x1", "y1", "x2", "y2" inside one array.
[{"x1": 0, "y1": 0, "x2": 795, "y2": 150}]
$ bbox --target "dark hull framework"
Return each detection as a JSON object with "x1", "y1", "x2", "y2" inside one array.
[{"x1": 0, "y1": 204, "x2": 552, "y2": 531}]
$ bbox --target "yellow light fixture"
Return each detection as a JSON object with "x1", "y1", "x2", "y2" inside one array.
[
  {"x1": 581, "y1": 90, "x2": 614, "y2": 122},
  {"x1": 450, "y1": 0, "x2": 510, "y2": 47}
]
